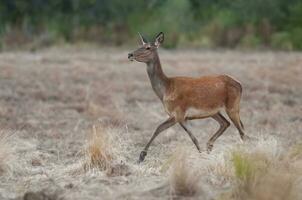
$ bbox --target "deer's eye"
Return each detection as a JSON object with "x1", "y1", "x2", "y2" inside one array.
[{"x1": 146, "y1": 47, "x2": 151, "y2": 50}]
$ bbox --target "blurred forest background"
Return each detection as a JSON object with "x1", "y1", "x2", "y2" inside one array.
[{"x1": 0, "y1": 0, "x2": 302, "y2": 50}]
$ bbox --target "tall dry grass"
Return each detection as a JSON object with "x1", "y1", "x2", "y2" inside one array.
[
  {"x1": 231, "y1": 153, "x2": 299, "y2": 200},
  {"x1": 82, "y1": 124, "x2": 130, "y2": 177},
  {"x1": 219, "y1": 140, "x2": 302, "y2": 200},
  {"x1": 168, "y1": 150, "x2": 202, "y2": 198},
  {"x1": 83, "y1": 125, "x2": 113, "y2": 171}
]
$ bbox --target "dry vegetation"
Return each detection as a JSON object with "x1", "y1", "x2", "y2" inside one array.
[
  {"x1": 83, "y1": 125, "x2": 113, "y2": 171},
  {"x1": 0, "y1": 132, "x2": 12, "y2": 175},
  {"x1": 169, "y1": 150, "x2": 202, "y2": 198},
  {"x1": 225, "y1": 144, "x2": 301, "y2": 200},
  {"x1": 0, "y1": 45, "x2": 301, "y2": 200}
]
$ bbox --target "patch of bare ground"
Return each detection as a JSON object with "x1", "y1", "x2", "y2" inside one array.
[{"x1": 0, "y1": 46, "x2": 301, "y2": 199}]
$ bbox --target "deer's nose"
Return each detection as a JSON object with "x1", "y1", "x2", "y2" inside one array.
[{"x1": 128, "y1": 53, "x2": 133, "y2": 59}]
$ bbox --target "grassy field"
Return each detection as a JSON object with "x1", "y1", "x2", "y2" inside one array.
[{"x1": 0, "y1": 46, "x2": 301, "y2": 199}]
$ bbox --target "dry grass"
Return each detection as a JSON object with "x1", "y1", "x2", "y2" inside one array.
[
  {"x1": 82, "y1": 124, "x2": 130, "y2": 177},
  {"x1": 220, "y1": 143, "x2": 302, "y2": 200},
  {"x1": 83, "y1": 125, "x2": 113, "y2": 171},
  {"x1": 247, "y1": 170, "x2": 296, "y2": 200},
  {"x1": 231, "y1": 158, "x2": 298, "y2": 200},
  {"x1": 288, "y1": 143, "x2": 302, "y2": 160},
  {"x1": 231, "y1": 151, "x2": 269, "y2": 187},
  {"x1": 169, "y1": 150, "x2": 201, "y2": 198},
  {"x1": 0, "y1": 46, "x2": 301, "y2": 199},
  {"x1": 0, "y1": 130, "x2": 20, "y2": 177},
  {"x1": 0, "y1": 132, "x2": 11, "y2": 175}
]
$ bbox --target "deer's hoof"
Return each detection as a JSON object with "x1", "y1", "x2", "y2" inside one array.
[
  {"x1": 241, "y1": 135, "x2": 251, "y2": 141},
  {"x1": 138, "y1": 151, "x2": 147, "y2": 163},
  {"x1": 206, "y1": 143, "x2": 213, "y2": 154}
]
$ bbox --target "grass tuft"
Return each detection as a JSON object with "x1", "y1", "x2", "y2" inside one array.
[
  {"x1": 82, "y1": 124, "x2": 130, "y2": 176},
  {"x1": 232, "y1": 151, "x2": 255, "y2": 183},
  {"x1": 228, "y1": 149, "x2": 300, "y2": 200},
  {"x1": 169, "y1": 150, "x2": 201, "y2": 197},
  {"x1": 83, "y1": 125, "x2": 113, "y2": 171}
]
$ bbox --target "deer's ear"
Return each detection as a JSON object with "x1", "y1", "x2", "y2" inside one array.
[
  {"x1": 154, "y1": 32, "x2": 164, "y2": 47},
  {"x1": 138, "y1": 32, "x2": 148, "y2": 45}
]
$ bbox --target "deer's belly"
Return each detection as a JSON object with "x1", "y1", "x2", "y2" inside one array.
[
  {"x1": 163, "y1": 103, "x2": 222, "y2": 120},
  {"x1": 163, "y1": 94, "x2": 223, "y2": 120},
  {"x1": 184, "y1": 107, "x2": 222, "y2": 118}
]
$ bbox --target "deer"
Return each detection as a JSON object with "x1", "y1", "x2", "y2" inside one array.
[{"x1": 128, "y1": 32, "x2": 249, "y2": 163}]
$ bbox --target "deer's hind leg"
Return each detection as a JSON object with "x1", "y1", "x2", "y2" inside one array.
[
  {"x1": 207, "y1": 113, "x2": 230, "y2": 153},
  {"x1": 226, "y1": 109, "x2": 248, "y2": 140},
  {"x1": 225, "y1": 87, "x2": 248, "y2": 140}
]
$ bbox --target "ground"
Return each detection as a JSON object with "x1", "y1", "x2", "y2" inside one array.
[{"x1": 0, "y1": 46, "x2": 301, "y2": 200}]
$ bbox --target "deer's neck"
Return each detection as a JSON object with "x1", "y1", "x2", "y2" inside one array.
[{"x1": 146, "y1": 53, "x2": 169, "y2": 101}]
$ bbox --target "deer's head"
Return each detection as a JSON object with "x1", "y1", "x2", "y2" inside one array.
[{"x1": 128, "y1": 32, "x2": 164, "y2": 63}]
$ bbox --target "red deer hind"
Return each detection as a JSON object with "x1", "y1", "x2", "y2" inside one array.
[{"x1": 128, "y1": 32, "x2": 249, "y2": 163}]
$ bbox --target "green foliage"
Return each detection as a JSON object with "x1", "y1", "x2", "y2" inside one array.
[
  {"x1": 232, "y1": 152, "x2": 255, "y2": 182},
  {"x1": 215, "y1": 10, "x2": 239, "y2": 28},
  {"x1": 285, "y1": 2, "x2": 302, "y2": 50},
  {"x1": 271, "y1": 32, "x2": 293, "y2": 50},
  {"x1": 287, "y1": 2, "x2": 302, "y2": 30},
  {"x1": 229, "y1": 0, "x2": 285, "y2": 25},
  {"x1": 0, "y1": 0, "x2": 302, "y2": 50},
  {"x1": 128, "y1": 0, "x2": 194, "y2": 48},
  {"x1": 240, "y1": 34, "x2": 261, "y2": 49},
  {"x1": 232, "y1": 151, "x2": 271, "y2": 183},
  {"x1": 290, "y1": 28, "x2": 302, "y2": 50}
]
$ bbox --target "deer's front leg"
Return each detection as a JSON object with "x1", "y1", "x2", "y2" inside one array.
[{"x1": 139, "y1": 117, "x2": 176, "y2": 163}]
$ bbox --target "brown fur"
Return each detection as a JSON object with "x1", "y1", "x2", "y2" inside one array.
[{"x1": 163, "y1": 75, "x2": 242, "y2": 122}]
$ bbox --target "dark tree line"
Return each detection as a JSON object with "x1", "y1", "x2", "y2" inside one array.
[{"x1": 0, "y1": 0, "x2": 301, "y2": 49}]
